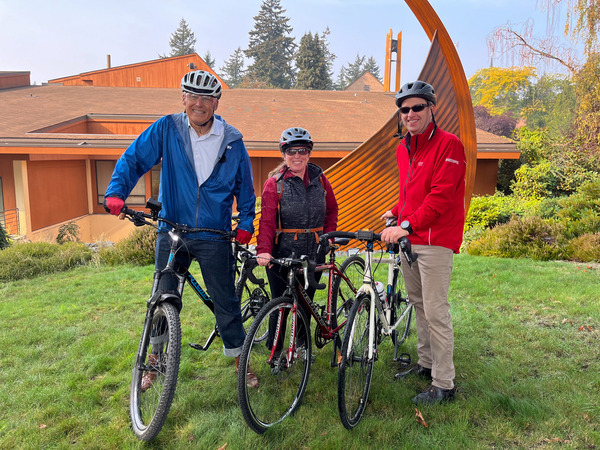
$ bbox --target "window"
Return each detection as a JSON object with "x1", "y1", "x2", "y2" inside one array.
[{"x1": 95, "y1": 161, "x2": 145, "y2": 205}]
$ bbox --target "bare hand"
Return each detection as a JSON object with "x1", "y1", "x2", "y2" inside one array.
[
  {"x1": 380, "y1": 226, "x2": 408, "y2": 244},
  {"x1": 257, "y1": 253, "x2": 273, "y2": 268},
  {"x1": 380, "y1": 210, "x2": 395, "y2": 221}
]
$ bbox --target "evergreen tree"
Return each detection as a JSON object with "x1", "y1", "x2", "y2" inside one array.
[
  {"x1": 296, "y1": 32, "x2": 330, "y2": 89},
  {"x1": 160, "y1": 18, "x2": 196, "y2": 58},
  {"x1": 244, "y1": 0, "x2": 297, "y2": 88},
  {"x1": 363, "y1": 56, "x2": 382, "y2": 82},
  {"x1": 319, "y1": 27, "x2": 336, "y2": 89},
  {"x1": 203, "y1": 51, "x2": 216, "y2": 69},
  {"x1": 345, "y1": 54, "x2": 366, "y2": 84},
  {"x1": 220, "y1": 47, "x2": 246, "y2": 88},
  {"x1": 334, "y1": 64, "x2": 348, "y2": 90}
]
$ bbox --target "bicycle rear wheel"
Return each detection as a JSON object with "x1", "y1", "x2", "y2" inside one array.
[
  {"x1": 391, "y1": 270, "x2": 413, "y2": 346},
  {"x1": 236, "y1": 271, "x2": 270, "y2": 342},
  {"x1": 337, "y1": 293, "x2": 374, "y2": 429},
  {"x1": 238, "y1": 296, "x2": 311, "y2": 434},
  {"x1": 130, "y1": 302, "x2": 181, "y2": 441}
]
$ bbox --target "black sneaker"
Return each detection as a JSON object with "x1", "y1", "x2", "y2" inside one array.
[
  {"x1": 395, "y1": 363, "x2": 432, "y2": 381},
  {"x1": 412, "y1": 384, "x2": 456, "y2": 405}
]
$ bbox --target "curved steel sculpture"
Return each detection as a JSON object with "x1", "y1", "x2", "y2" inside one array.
[{"x1": 324, "y1": 0, "x2": 477, "y2": 233}]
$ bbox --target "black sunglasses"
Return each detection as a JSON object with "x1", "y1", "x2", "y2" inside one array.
[
  {"x1": 284, "y1": 148, "x2": 310, "y2": 156},
  {"x1": 399, "y1": 103, "x2": 429, "y2": 114}
]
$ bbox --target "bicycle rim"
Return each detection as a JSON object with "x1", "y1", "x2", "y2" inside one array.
[
  {"x1": 332, "y1": 255, "x2": 365, "y2": 329},
  {"x1": 337, "y1": 293, "x2": 374, "y2": 429},
  {"x1": 130, "y1": 302, "x2": 181, "y2": 441},
  {"x1": 238, "y1": 297, "x2": 311, "y2": 434},
  {"x1": 236, "y1": 274, "x2": 270, "y2": 343}
]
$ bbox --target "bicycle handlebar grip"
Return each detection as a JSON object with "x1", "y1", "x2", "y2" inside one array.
[{"x1": 305, "y1": 258, "x2": 326, "y2": 290}]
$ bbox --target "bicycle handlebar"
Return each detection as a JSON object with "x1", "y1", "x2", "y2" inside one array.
[
  {"x1": 320, "y1": 230, "x2": 418, "y2": 268},
  {"x1": 121, "y1": 198, "x2": 234, "y2": 239},
  {"x1": 269, "y1": 254, "x2": 325, "y2": 291}
]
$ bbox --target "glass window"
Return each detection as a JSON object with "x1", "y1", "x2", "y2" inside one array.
[
  {"x1": 95, "y1": 160, "x2": 145, "y2": 205},
  {"x1": 151, "y1": 164, "x2": 161, "y2": 200}
]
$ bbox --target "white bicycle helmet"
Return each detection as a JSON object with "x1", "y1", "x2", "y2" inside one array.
[
  {"x1": 279, "y1": 127, "x2": 313, "y2": 152},
  {"x1": 181, "y1": 70, "x2": 222, "y2": 99}
]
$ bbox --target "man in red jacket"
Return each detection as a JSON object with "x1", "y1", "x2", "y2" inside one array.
[{"x1": 381, "y1": 81, "x2": 466, "y2": 405}]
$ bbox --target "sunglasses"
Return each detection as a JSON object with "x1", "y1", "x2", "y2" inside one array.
[
  {"x1": 399, "y1": 103, "x2": 429, "y2": 114},
  {"x1": 284, "y1": 148, "x2": 310, "y2": 156}
]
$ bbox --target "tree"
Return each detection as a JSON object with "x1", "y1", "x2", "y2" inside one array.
[
  {"x1": 203, "y1": 51, "x2": 216, "y2": 69},
  {"x1": 363, "y1": 56, "x2": 382, "y2": 82},
  {"x1": 160, "y1": 18, "x2": 196, "y2": 58},
  {"x1": 219, "y1": 47, "x2": 246, "y2": 89},
  {"x1": 244, "y1": 0, "x2": 297, "y2": 89},
  {"x1": 468, "y1": 66, "x2": 536, "y2": 116},
  {"x1": 345, "y1": 54, "x2": 366, "y2": 84},
  {"x1": 520, "y1": 73, "x2": 575, "y2": 133},
  {"x1": 473, "y1": 105, "x2": 517, "y2": 138},
  {"x1": 295, "y1": 32, "x2": 331, "y2": 90}
]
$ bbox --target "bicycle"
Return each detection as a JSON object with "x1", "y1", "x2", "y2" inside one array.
[
  {"x1": 237, "y1": 239, "x2": 365, "y2": 434},
  {"x1": 325, "y1": 230, "x2": 416, "y2": 429},
  {"x1": 124, "y1": 198, "x2": 269, "y2": 441}
]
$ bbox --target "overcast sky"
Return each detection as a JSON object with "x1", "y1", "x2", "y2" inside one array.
[{"x1": 1, "y1": 0, "x2": 577, "y2": 85}]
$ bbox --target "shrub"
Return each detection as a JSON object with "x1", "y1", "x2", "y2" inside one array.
[
  {"x1": 567, "y1": 233, "x2": 600, "y2": 262},
  {"x1": 0, "y1": 242, "x2": 93, "y2": 282},
  {"x1": 465, "y1": 194, "x2": 540, "y2": 232},
  {"x1": 0, "y1": 222, "x2": 10, "y2": 250},
  {"x1": 98, "y1": 225, "x2": 156, "y2": 266},
  {"x1": 56, "y1": 221, "x2": 81, "y2": 244},
  {"x1": 465, "y1": 216, "x2": 567, "y2": 261}
]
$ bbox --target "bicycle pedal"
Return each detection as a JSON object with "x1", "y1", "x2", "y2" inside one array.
[{"x1": 397, "y1": 352, "x2": 411, "y2": 368}]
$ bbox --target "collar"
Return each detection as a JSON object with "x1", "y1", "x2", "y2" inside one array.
[{"x1": 186, "y1": 115, "x2": 224, "y2": 138}]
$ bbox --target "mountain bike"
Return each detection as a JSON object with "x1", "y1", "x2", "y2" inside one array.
[
  {"x1": 326, "y1": 230, "x2": 416, "y2": 429},
  {"x1": 124, "y1": 198, "x2": 269, "y2": 441},
  {"x1": 237, "y1": 239, "x2": 365, "y2": 434}
]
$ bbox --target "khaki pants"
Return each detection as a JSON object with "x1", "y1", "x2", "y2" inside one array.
[{"x1": 401, "y1": 245, "x2": 455, "y2": 389}]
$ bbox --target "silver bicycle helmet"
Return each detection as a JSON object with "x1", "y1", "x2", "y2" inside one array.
[
  {"x1": 181, "y1": 70, "x2": 222, "y2": 99},
  {"x1": 395, "y1": 80, "x2": 436, "y2": 107},
  {"x1": 279, "y1": 127, "x2": 313, "y2": 152}
]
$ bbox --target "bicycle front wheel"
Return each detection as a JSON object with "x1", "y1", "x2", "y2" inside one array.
[
  {"x1": 332, "y1": 255, "x2": 365, "y2": 329},
  {"x1": 337, "y1": 293, "x2": 374, "y2": 429},
  {"x1": 130, "y1": 302, "x2": 181, "y2": 441},
  {"x1": 238, "y1": 296, "x2": 311, "y2": 434}
]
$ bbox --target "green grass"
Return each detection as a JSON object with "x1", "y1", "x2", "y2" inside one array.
[{"x1": 0, "y1": 255, "x2": 599, "y2": 448}]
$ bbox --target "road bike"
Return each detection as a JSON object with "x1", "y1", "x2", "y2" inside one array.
[
  {"x1": 123, "y1": 198, "x2": 269, "y2": 441},
  {"x1": 237, "y1": 239, "x2": 365, "y2": 434},
  {"x1": 325, "y1": 230, "x2": 416, "y2": 429}
]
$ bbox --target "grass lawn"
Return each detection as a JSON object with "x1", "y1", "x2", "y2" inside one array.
[{"x1": 0, "y1": 254, "x2": 598, "y2": 448}]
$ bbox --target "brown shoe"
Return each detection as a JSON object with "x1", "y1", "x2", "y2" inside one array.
[
  {"x1": 141, "y1": 353, "x2": 159, "y2": 392},
  {"x1": 236, "y1": 355, "x2": 259, "y2": 389}
]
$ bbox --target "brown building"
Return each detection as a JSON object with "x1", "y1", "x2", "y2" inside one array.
[{"x1": 0, "y1": 52, "x2": 517, "y2": 243}]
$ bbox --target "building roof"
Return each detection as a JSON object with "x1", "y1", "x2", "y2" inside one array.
[{"x1": 0, "y1": 84, "x2": 514, "y2": 155}]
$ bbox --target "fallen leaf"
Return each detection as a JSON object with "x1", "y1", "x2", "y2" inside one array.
[
  {"x1": 515, "y1": 306, "x2": 521, "y2": 310},
  {"x1": 542, "y1": 307, "x2": 552, "y2": 310},
  {"x1": 39, "y1": 424, "x2": 47, "y2": 429},
  {"x1": 218, "y1": 443, "x2": 227, "y2": 450},
  {"x1": 415, "y1": 408, "x2": 428, "y2": 428},
  {"x1": 188, "y1": 435, "x2": 194, "y2": 442}
]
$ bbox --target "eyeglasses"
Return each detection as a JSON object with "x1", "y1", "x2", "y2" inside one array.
[
  {"x1": 399, "y1": 103, "x2": 429, "y2": 114},
  {"x1": 186, "y1": 93, "x2": 214, "y2": 104},
  {"x1": 284, "y1": 147, "x2": 310, "y2": 156}
]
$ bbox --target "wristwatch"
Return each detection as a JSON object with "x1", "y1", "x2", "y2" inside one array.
[{"x1": 400, "y1": 220, "x2": 413, "y2": 235}]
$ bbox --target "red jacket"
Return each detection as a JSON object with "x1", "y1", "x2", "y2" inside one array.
[
  {"x1": 391, "y1": 122, "x2": 466, "y2": 253},
  {"x1": 256, "y1": 165, "x2": 338, "y2": 256}
]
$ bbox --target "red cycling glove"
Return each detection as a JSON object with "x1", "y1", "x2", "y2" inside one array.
[
  {"x1": 105, "y1": 197, "x2": 125, "y2": 216},
  {"x1": 236, "y1": 229, "x2": 252, "y2": 245}
]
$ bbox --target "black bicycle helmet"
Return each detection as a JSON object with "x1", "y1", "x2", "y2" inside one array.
[
  {"x1": 181, "y1": 70, "x2": 222, "y2": 99},
  {"x1": 279, "y1": 127, "x2": 313, "y2": 152},
  {"x1": 395, "y1": 80, "x2": 436, "y2": 107}
]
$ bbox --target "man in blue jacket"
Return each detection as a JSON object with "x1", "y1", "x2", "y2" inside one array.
[{"x1": 104, "y1": 70, "x2": 257, "y2": 388}]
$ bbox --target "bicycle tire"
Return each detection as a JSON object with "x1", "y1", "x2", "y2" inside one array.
[
  {"x1": 337, "y1": 293, "x2": 374, "y2": 429},
  {"x1": 236, "y1": 271, "x2": 270, "y2": 342},
  {"x1": 238, "y1": 296, "x2": 311, "y2": 434},
  {"x1": 130, "y1": 302, "x2": 181, "y2": 441},
  {"x1": 332, "y1": 255, "x2": 365, "y2": 330},
  {"x1": 391, "y1": 269, "x2": 413, "y2": 346}
]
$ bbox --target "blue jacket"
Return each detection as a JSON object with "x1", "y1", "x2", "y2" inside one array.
[{"x1": 105, "y1": 112, "x2": 256, "y2": 239}]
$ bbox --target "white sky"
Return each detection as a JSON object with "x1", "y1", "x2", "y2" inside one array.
[{"x1": 0, "y1": 0, "x2": 577, "y2": 85}]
